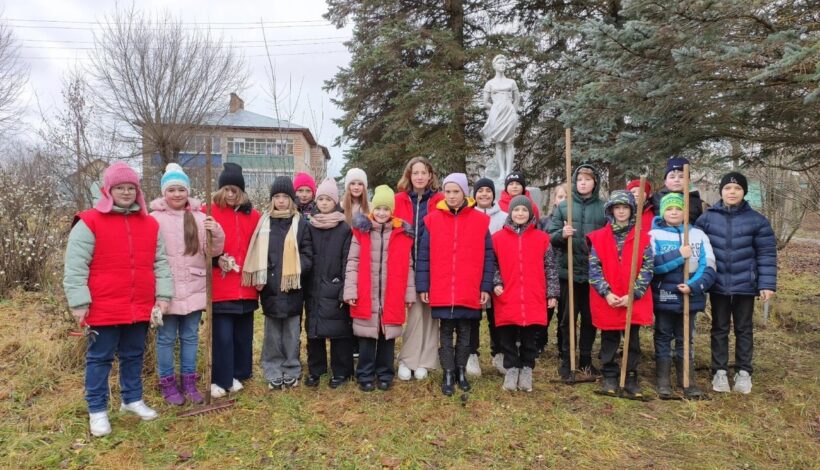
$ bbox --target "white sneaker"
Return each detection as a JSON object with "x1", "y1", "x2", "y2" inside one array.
[
  {"x1": 492, "y1": 353, "x2": 507, "y2": 375},
  {"x1": 414, "y1": 367, "x2": 428, "y2": 380},
  {"x1": 229, "y1": 378, "x2": 244, "y2": 392},
  {"x1": 466, "y1": 354, "x2": 482, "y2": 377},
  {"x1": 210, "y1": 383, "x2": 227, "y2": 398},
  {"x1": 119, "y1": 400, "x2": 158, "y2": 421},
  {"x1": 89, "y1": 411, "x2": 111, "y2": 437},
  {"x1": 712, "y1": 370, "x2": 730, "y2": 393},
  {"x1": 733, "y1": 370, "x2": 752, "y2": 394},
  {"x1": 397, "y1": 362, "x2": 412, "y2": 381}
]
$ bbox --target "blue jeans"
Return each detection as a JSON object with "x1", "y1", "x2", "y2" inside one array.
[
  {"x1": 156, "y1": 311, "x2": 202, "y2": 378},
  {"x1": 85, "y1": 322, "x2": 149, "y2": 413},
  {"x1": 654, "y1": 310, "x2": 696, "y2": 361}
]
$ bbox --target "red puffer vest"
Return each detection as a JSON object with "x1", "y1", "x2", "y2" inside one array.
[
  {"x1": 393, "y1": 190, "x2": 443, "y2": 227},
  {"x1": 208, "y1": 203, "x2": 261, "y2": 302},
  {"x1": 587, "y1": 224, "x2": 654, "y2": 330},
  {"x1": 492, "y1": 224, "x2": 550, "y2": 327},
  {"x1": 424, "y1": 200, "x2": 490, "y2": 309},
  {"x1": 78, "y1": 209, "x2": 159, "y2": 326}
]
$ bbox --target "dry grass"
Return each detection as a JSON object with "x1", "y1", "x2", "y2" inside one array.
[{"x1": 0, "y1": 244, "x2": 818, "y2": 469}]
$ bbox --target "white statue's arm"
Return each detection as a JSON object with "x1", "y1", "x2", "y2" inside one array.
[
  {"x1": 512, "y1": 80, "x2": 522, "y2": 112},
  {"x1": 482, "y1": 81, "x2": 493, "y2": 109}
]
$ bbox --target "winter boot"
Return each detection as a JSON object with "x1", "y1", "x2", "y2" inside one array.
[
  {"x1": 503, "y1": 368, "x2": 520, "y2": 391},
  {"x1": 655, "y1": 358, "x2": 673, "y2": 398},
  {"x1": 159, "y1": 375, "x2": 185, "y2": 406},
  {"x1": 623, "y1": 370, "x2": 643, "y2": 398},
  {"x1": 675, "y1": 357, "x2": 702, "y2": 397},
  {"x1": 466, "y1": 353, "x2": 482, "y2": 377},
  {"x1": 518, "y1": 366, "x2": 533, "y2": 392},
  {"x1": 441, "y1": 370, "x2": 455, "y2": 396},
  {"x1": 601, "y1": 376, "x2": 619, "y2": 395},
  {"x1": 456, "y1": 366, "x2": 471, "y2": 392},
  {"x1": 181, "y1": 373, "x2": 204, "y2": 404}
]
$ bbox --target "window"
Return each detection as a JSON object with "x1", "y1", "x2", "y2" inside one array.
[
  {"x1": 227, "y1": 137, "x2": 294, "y2": 156},
  {"x1": 183, "y1": 135, "x2": 220, "y2": 154}
]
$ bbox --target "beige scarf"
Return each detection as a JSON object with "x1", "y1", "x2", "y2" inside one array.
[{"x1": 242, "y1": 207, "x2": 302, "y2": 292}]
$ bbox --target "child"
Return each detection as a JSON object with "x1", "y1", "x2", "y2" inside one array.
[
  {"x1": 497, "y1": 171, "x2": 540, "y2": 221},
  {"x1": 537, "y1": 183, "x2": 568, "y2": 357},
  {"x1": 650, "y1": 193, "x2": 716, "y2": 398},
  {"x1": 245, "y1": 176, "x2": 314, "y2": 390},
  {"x1": 293, "y1": 172, "x2": 318, "y2": 218},
  {"x1": 587, "y1": 190, "x2": 654, "y2": 397},
  {"x1": 492, "y1": 196, "x2": 559, "y2": 392},
  {"x1": 305, "y1": 178, "x2": 354, "y2": 388},
  {"x1": 695, "y1": 172, "x2": 776, "y2": 394},
  {"x1": 472, "y1": 177, "x2": 507, "y2": 375},
  {"x1": 394, "y1": 156, "x2": 444, "y2": 381},
  {"x1": 651, "y1": 157, "x2": 705, "y2": 222},
  {"x1": 627, "y1": 179, "x2": 654, "y2": 234},
  {"x1": 341, "y1": 168, "x2": 370, "y2": 225},
  {"x1": 208, "y1": 163, "x2": 261, "y2": 398},
  {"x1": 416, "y1": 173, "x2": 494, "y2": 396},
  {"x1": 150, "y1": 163, "x2": 225, "y2": 405},
  {"x1": 546, "y1": 164, "x2": 606, "y2": 379},
  {"x1": 343, "y1": 185, "x2": 416, "y2": 392},
  {"x1": 64, "y1": 162, "x2": 173, "y2": 437}
]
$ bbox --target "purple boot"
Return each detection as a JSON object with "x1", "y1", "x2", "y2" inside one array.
[
  {"x1": 159, "y1": 375, "x2": 185, "y2": 405},
  {"x1": 181, "y1": 373, "x2": 204, "y2": 404}
]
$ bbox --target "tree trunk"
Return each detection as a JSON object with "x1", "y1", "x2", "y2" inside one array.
[{"x1": 445, "y1": 0, "x2": 467, "y2": 175}]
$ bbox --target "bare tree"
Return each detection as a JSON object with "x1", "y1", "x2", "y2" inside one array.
[
  {"x1": 0, "y1": 18, "x2": 29, "y2": 135},
  {"x1": 90, "y1": 7, "x2": 248, "y2": 169}
]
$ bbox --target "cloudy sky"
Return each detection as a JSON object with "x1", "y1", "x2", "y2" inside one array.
[{"x1": 3, "y1": 0, "x2": 352, "y2": 175}]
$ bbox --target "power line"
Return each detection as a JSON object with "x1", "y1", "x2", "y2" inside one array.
[
  {"x1": 19, "y1": 35, "x2": 349, "y2": 45},
  {"x1": 18, "y1": 49, "x2": 349, "y2": 60},
  {"x1": 3, "y1": 17, "x2": 331, "y2": 25},
  {"x1": 20, "y1": 40, "x2": 345, "y2": 51},
  {"x1": 5, "y1": 23, "x2": 335, "y2": 31}
]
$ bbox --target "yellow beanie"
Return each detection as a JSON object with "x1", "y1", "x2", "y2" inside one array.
[{"x1": 370, "y1": 185, "x2": 395, "y2": 212}]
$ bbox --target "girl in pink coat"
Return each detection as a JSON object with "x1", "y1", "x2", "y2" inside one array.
[{"x1": 150, "y1": 163, "x2": 225, "y2": 405}]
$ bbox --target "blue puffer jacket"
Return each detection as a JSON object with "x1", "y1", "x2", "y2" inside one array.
[
  {"x1": 649, "y1": 217, "x2": 716, "y2": 313},
  {"x1": 694, "y1": 200, "x2": 777, "y2": 296}
]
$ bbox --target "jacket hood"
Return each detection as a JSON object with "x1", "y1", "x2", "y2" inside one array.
[
  {"x1": 435, "y1": 197, "x2": 476, "y2": 212},
  {"x1": 604, "y1": 190, "x2": 637, "y2": 225},
  {"x1": 651, "y1": 215, "x2": 684, "y2": 233},
  {"x1": 503, "y1": 213, "x2": 536, "y2": 233},
  {"x1": 150, "y1": 197, "x2": 203, "y2": 212},
  {"x1": 571, "y1": 164, "x2": 602, "y2": 200},
  {"x1": 709, "y1": 199, "x2": 751, "y2": 214},
  {"x1": 352, "y1": 212, "x2": 414, "y2": 237},
  {"x1": 477, "y1": 202, "x2": 502, "y2": 217}
]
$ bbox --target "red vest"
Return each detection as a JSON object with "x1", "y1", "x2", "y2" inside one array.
[
  {"x1": 587, "y1": 224, "x2": 654, "y2": 330},
  {"x1": 424, "y1": 201, "x2": 490, "y2": 309},
  {"x1": 350, "y1": 219, "x2": 413, "y2": 325},
  {"x1": 208, "y1": 204, "x2": 261, "y2": 302},
  {"x1": 498, "y1": 190, "x2": 541, "y2": 221},
  {"x1": 492, "y1": 224, "x2": 550, "y2": 327},
  {"x1": 78, "y1": 209, "x2": 159, "y2": 326},
  {"x1": 394, "y1": 191, "x2": 444, "y2": 227}
]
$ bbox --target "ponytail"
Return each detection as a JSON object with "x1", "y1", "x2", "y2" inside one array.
[{"x1": 183, "y1": 210, "x2": 200, "y2": 256}]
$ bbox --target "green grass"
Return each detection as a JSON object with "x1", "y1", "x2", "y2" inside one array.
[{"x1": 0, "y1": 249, "x2": 818, "y2": 469}]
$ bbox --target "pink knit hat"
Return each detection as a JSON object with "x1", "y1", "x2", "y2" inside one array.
[
  {"x1": 315, "y1": 177, "x2": 340, "y2": 204},
  {"x1": 293, "y1": 172, "x2": 317, "y2": 195},
  {"x1": 95, "y1": 162, "x2": 147, "y2": 214}
]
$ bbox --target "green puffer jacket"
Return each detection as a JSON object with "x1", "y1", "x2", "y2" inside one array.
[{"x1": 546, "y1": 164, "x2": 606, "y2": 282}]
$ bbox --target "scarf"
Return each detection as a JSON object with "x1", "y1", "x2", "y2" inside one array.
[
  {"x1": 242, "y1": 208, "x2": 303, "y2": 292},
  {"x1": 310, "y1": 211, "x2": 346, "y2": 229}
]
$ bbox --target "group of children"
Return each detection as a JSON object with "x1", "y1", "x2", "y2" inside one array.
[{"x1": 64, "y1": 156, "x2": 777, "y2": 437}]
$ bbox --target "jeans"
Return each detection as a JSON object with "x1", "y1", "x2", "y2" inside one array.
[
  {"x1": 85, "y1": 322, "x2": 149, "y2": 413},
  {"x1": 439, "y1": 318, "x2": 472, "y2": 370},
  {"x1": 710, "y1": 294, "x2": 755, "y2": 374},
  {"x1": 600, "y1": 325, "x2": 641, "y2": 378},
  {"x1": 357, "y1": 334, "x2": 395, "y2": 383},
  {"x1": 212, "y1": 311, "x2": 254, "y2": 390},
  {"x1": 260, "y1": 315, "x2": 302, "y2": 382},
  {"x1": 654, "y1": 310, "x2": 696, "y2": 361},
  {"x1": 497, "y1": 325, "x2": 540, "y2": 369},
  {"x1": 156, "y1": 311, "x2": 202, "y2": 378}
]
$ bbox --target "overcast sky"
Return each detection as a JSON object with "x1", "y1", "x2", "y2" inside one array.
[{"x1": 3, "y1": 0, "x2": 352, "y2": 176}]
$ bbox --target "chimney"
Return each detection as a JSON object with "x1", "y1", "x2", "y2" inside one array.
[{"x1": 229, "y1": 93, "x2": 244, "y2": 113}]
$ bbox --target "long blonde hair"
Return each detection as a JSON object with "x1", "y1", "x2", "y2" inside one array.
[
  {"x1": 212, "y1": 186, "x2": 250, "y2": 208},
  {"x1": 396, "y1": 156, "x2": 440, "y2": 193},
  {"x1": 342, "y1": 183, "x2": 369, "y2": 225}
]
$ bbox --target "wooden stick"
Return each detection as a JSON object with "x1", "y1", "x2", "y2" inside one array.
[
  {"x1": 564, "y1": 128, "x2": 576, "y2": 372},
  {"x1": 203, "y1": 140, "x2": 214, "y2": 405},
  {"x1": 682, "y1": 164, "x2": 691, "y2": 389},
  {"x1": 619, "y1": 176, "x2": 646, "y2": 389}
]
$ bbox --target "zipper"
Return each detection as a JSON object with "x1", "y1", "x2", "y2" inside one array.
[
  {"x1": 518, "y1": 231, "x2": 526, "y2": 325},
  {"x1": 414, "y1": 195, "x2": 421, "y2": 261},
  {"x1": 378, "y1": 224, "x2": 386, "y2": 317},
  {"x1": 726, "y1": 208, "x2": 733, "y2": 293},
  {"x1": 235, "y1": 209, "x2": 241, "y2": 297},
  {"x1": 451, "y1": 209, "x2": 458, "y2": 315},
  {"x1": 124, "y1": 213, "x2": 135, "y2": 323}
]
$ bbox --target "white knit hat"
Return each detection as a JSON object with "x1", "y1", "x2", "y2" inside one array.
[{"x1": 344, "y1": 167, "x2": 368, "y2": 190}]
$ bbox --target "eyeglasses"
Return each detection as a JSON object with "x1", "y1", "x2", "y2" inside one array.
[{"x1": 112, "y1": 186, "x2": 137, "y2": 193}]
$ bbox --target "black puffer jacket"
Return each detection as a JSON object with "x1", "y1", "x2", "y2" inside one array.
[
  {"x1": 260, "y1": 216, "x2": 314, "y2": 318},
  {"x1": 305, "y1": 220, "x2": 353, "y2": 338}
]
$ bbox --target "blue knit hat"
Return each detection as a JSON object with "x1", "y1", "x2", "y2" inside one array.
[
  {"x1": 665, "y1": 156, "x2": 689, "y2": 178},
  {"x1": 161, "y1": 163, "x2": 190, "y2": 193}
]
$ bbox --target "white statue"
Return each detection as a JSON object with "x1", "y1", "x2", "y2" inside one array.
[{"x1": 480, "y1": 54, "x2": 521, "y2": 179}]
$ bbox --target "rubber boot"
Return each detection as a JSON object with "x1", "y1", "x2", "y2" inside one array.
[
  {"x1": 623, "y1": 370, "x2": 643, "y2": 398},
  {"x1": 441, "y1": 370, "x2": 455, "y2": 396},
  {"x1": 159, "y1": 375, "x2": 185, "y2": 405},
  {"x1": 655, "y1": 358, "x2": 673, "y2": 398},
  {"x1": 456, "y1": 366, "x2": 471, "y2": 392},
  {"x1": 601, "y1": 376, "x2": 618, "y2": 395},
  {"x1": 181, "y1": 373, "x2": 204, "y2": 404}
]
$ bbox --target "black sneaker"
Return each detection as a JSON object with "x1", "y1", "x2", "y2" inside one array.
[
  {"x1": 329, "y1": 376, "x2": 351, "y2": 389},
  {"x1": 305, "y1": 375, "x2": 321, "y2": 388},
  {"x1": 557, "y1": 363, "x2": 571, "y2": 381},
  {"x1": 377, "y1": 380, "x2": 392, "y2": 391},
  {"x1": 359, "y1": 382, "x2": 375, "y2": 392}
]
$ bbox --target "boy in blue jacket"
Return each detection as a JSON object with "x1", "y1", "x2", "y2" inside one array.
[
  {"x1": 695, "y1": 172, "x2": 776, "y2": 394},
  {"x1": 650, "y1": 193, "x2": 716, "y2": 398}
]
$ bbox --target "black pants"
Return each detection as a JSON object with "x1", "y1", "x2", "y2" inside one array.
[
  {"x1": 485, "y1": 306, "x2": 500, "y2": 356},
  {"x1": 439, "y1": 318, "x2": 471, "y2": 370},
  {"x1": 307, "y1": 337, "x2": 354, "y2": 378},
  {"x1": 497, "y1": 325, "x2": 540, "y2": 369},
  {"x1": 212, "y1": 312, "x2": 254, "y2": 390},
  {"x1": 356, "y1": 334, "x2": 395, "y2": 383},
  {"x1": 600, "y1": 325, "x2": 641, "y2": 378},
  {"x1": 559, "y1": 280, "x2": 597, "y2": 368},
  {"x1": 710, "y1": 294, "x2": 755, "y2": 374}
]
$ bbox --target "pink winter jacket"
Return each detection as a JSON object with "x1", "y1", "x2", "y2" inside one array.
[{"x1": 150, "y1": 197, "x2": 225, "y2": 315}]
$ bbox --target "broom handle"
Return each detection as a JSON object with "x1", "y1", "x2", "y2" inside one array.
[
  {"x1": 564, "y1": 129, "x2": 575, "y2": 372},
  {"x1": 204, "y1": 140, "x2": 214, "y2": 405},
  {"x1": 682, "y1": 164, "x2": 691, "y2": 388},
  {"x1": 619, "y1": 176, "x2": 646, "y2": 389}
]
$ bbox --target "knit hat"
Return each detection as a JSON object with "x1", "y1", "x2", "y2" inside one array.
[
  {"x1": 315, "y1": 177, "x2": 340, "y2": 204},
  {"x1": 96, "y1": 162, "x2": 147, "y2": 214},
  {"x1": 626, "y1": 179, "x2": 652, "y2": 197},
  {"x1": 370, "y1": 185, "x2": 395, "y2": 211},
  {"x1": 473, "y1": 177, "x2": 496, "y2": 200},
  {"x1": 604, "y1": 190, "x2": 636, "y2": 220},
  {"x1": 293, "y1": 172, "x2": 317, "y2": 195},
  {"x1": 508, "y1": 195, "x2": 533, "y2": 221},
  {"x1": 504, "y1": 171, "x2": 526, "y2": 191},
  {"x1": 660, "y1": 193, "x2": 684, "y2": 214},
  {"x1": 160, "y1": 163, "x2": 190, "y2": 194},
  {"x1": 665, "y1": 156, "x2": 689, "y2": 178},
  {"x1": 442, "y1": 173, "x2": 469, "y2": 196},
  {"x1": 719, "y1": 171, "x2": 748, "y2": 195},
  {"x1": 344, "y1": 168, "x2": 368, "y2": 190},
  {"x1": 218, "y1": 162, "x2": 245, "y2": 192},
  {"x1": 270, "y1": 175, "x2": 296, "y2": 200}
]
